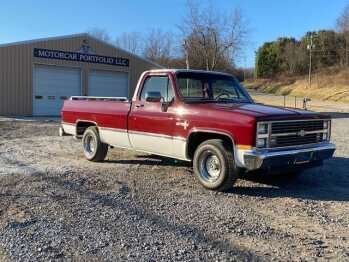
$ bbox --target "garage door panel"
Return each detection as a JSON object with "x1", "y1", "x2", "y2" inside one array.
[
  {"x1": 34, "y1": 66, "x2": 81, "y2": 95},
  {"x1": 88, "y1": 70, "x2": 128, "y2": 97},
  {"x1": 33, "y1": 65, "x2": 81, "y2": 116}
]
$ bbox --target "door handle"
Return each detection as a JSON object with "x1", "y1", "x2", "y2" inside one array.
[{"x1": 135, "y1": 104, "x2": 144, "y2": 108}]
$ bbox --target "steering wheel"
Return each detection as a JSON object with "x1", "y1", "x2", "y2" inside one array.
[{"x1": 215, "y1": 93, "x2": 230, "y2": 100}]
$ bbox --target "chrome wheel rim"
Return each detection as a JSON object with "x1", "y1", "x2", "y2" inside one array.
[
  {"x1": 199, "y1": 151, "x2": 221, "y2": 182},
  {"x1": 83, "y1": 134, "x2": 96, "y2": 156}
]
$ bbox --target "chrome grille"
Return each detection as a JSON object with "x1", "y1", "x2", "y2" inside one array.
[
  {"x1": 270, "y1": 120, "x2": 325, "y2": 148},
  {"x1": 271, "y1": 133, "x2": 320, "y2": 147},
  {"x1": 271, "y1": 120, "x2": 324, "y2": 134}
]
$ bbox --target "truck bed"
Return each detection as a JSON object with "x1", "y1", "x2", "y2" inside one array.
[{"x1": 62, "y1": 98, "x2": 131, "y2": 132}]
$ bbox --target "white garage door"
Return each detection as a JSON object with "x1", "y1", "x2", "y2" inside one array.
[
  {"x1": 88, "y1": 69, "x2": 128, "y2": 98},
  {"x1": 33, "y1": 65, "x2": 81, "y2": 116}
]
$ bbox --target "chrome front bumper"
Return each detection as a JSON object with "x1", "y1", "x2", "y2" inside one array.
[{"x1": 243, "y1": 143, "x2": 336, "y2": 171}]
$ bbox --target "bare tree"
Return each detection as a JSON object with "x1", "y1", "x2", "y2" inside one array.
[
  {"x1": 114, "y1": 32, "x2": 144, "y2": 55},
  {"x1": 336, "y1": 4, "x2": 349, "y2": 33},
  {"x1": 280, "y1": 39, "x2": 308, "y2": 74},
  {"x1": 87, "y1": 27, "x2": 112, "y2": 43},
  {"x1": 180, "y1": 0, "x2": 250, "y2": 71},
  {"x1": 336, "y1": 3, "x2": 349, "y2": 66},
  {"x1": 143, "y1": 28, "x2": 173, "y2": 66}
]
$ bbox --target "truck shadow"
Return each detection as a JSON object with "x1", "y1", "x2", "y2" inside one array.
[
  {"x1": 232, "y1": 156, "x2": 349, "y2": 202},
  {"x1": 104, "y1": 154, "x2": 192, "y2": 167},
  {"x1": 105, "y1": 154, "x2": 349, "y2": 202}
]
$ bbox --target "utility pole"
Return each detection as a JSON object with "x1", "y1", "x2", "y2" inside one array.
[
  {"x1": 182, "y1": 40, "x2": 190, "y2": 96},
  {"x1": 182, "y1": 40, "x2": 190, "y2": 69},
  {"x1": 243, "y1": 56, "x2": 246, "y2": 81},
  {"x1": 307, "y1": 33, "x2": 315, "y2": 89}
]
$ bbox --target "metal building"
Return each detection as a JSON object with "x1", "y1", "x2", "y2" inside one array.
[{"x1": 0, "y1": 33, "x2": 162, "y2": 116}]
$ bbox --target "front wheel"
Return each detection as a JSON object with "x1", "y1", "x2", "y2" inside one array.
[
  {"x1": 82, "y1": 126, "x2": 108, "y2": 162},
  {"x1": 193, "y1": 139, "x2": 239, "y2": 191}
]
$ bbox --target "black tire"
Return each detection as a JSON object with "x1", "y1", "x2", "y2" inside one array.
[
  {"x1": 193, "y1": 139, "x2": 239, "y2": 191},
  {"x1": 82, "y1": 126, "x2": 108, "y2": 162}
]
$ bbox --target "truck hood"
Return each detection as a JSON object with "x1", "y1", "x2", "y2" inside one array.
[{"x1": 198, "y1": 102, "x2": 329, "y2": 120}]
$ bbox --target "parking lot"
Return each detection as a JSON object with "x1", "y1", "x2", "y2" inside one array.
[{"x1": 0, "y1": 114, "x2": 348, "y2": 261}]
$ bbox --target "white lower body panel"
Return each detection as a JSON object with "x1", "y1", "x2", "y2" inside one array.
[
  {"x1": 173, "y1": 138, "x2": 188, "y2": 160},
  {"x1": 99, "y1": 128, "x2": 133, "y2": 149},
  {"x1": 61, "y1": 124, "x2": 190, "y2": 161},
  {"x1": 62, "y1": 123, "x2": 76, "y2": 136},
  {"x1": 128, "y1": 132, "x2": 189, "y2": 161},
  {"x1": 129, "y1": 131, "x2": 174, "y2": 158}
]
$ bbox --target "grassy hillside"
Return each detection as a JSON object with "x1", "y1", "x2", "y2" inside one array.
[{"x1": 244, "y1": 67, "x2": 349, "y2": 103}]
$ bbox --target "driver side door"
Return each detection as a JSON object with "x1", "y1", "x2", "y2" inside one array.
[{"x1": 128, "y1": 74, "x2": 175, "y2": 157}]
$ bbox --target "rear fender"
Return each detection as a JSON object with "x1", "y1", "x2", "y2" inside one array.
[{"x1": 75, "y1": 120, "x2": 98, "y2": 137}]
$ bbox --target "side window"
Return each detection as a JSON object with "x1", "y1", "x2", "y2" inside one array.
[{"x1": 140, "y1": 76, "x2": 174, "y2": 102}]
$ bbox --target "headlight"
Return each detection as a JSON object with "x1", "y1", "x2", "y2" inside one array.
[
  {"x1": 258, "y1": 123, "x2": 268, "y2": 134},
  {"x1": 256, "y1": 122, "x2": 269, "y2": 148},
  {"x1": 257, "y1": 138, "x2": 267, "y2": 148}
]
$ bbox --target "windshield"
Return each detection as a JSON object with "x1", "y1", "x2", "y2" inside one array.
[{"x1": 176, "y1": 72, "x2": 253, "y2": 103}]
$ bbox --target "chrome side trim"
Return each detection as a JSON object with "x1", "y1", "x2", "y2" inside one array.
[
  {"x1": 61, "y1": 121, "x2": 75, "y2": 126},
  {"x1": 99, "y1": 127, "x2": 127, "y2": 133},
  {"x1": 173, "y1": 136, "x2": 187, "y2": 142},
  {"x1": 128, "y1": 130, "x2": 187, "y2": 143},
  {"x1": 129, "y1": 130, "x2": 173, "y2": 140}
]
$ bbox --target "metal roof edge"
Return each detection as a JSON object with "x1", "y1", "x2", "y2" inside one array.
[
  {"x1": 0, "y1": 33, "x2": 164, "y2": 69},
  {"x1": 0, "y1": 33, "x2": 88, "y2": 48}
]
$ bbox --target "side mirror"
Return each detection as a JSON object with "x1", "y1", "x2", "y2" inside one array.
[{"x1": 145, "y1": 91, "x2": 163, "y2": 102}]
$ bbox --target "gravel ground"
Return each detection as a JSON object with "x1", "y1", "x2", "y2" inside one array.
[{"x1": 0, "y1": 116, "x2": 349, "y2": 261}]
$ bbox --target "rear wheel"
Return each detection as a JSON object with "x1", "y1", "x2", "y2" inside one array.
[
  {"x1": 82, "y1": 126, "x2": 108, "y2": 162},
  {"x1": 193, "y1": 139, "x2": 239, "y2": 191}
]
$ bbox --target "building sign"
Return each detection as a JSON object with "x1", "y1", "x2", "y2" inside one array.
[{"x1": 34, "y1": 48, "x2": 129, "y2": 67}]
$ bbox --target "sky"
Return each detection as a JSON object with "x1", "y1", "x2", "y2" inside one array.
[{"x1": 0, "y1": 0, "x2": 348, "y2": 67}]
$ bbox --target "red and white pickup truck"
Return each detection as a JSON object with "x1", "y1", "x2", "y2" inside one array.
[{"x1": 61, "y1": 69, "x2": 335, "y2": 191}]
